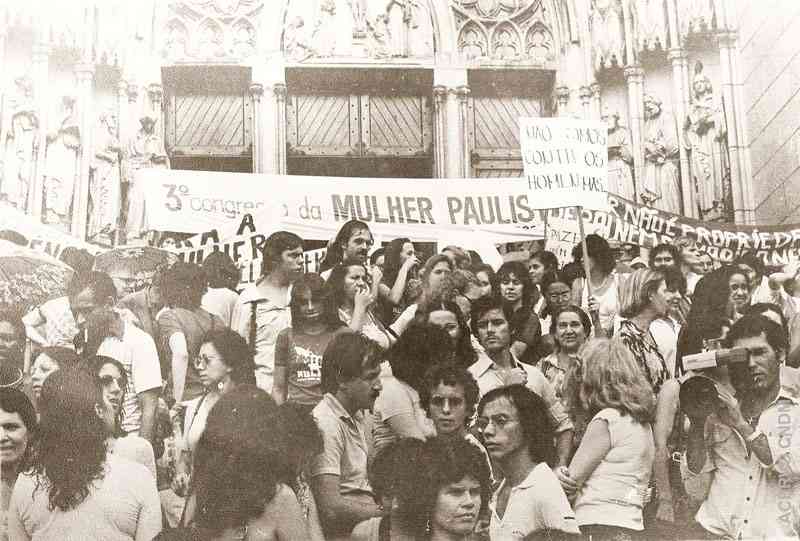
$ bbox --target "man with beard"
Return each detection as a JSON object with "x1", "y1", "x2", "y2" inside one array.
[
  {"x1": 319, "y1": 220, "x2": 374, "y2": 280},
  {"x1": 649, "y1": 243, "x2": 681, "y2": 272},
  {"x1": 686, "y1": 315, "x2": 800, "y2": 540},
  {"x1": 311, "y1": 332, "x2": 384, "y2": 540}
]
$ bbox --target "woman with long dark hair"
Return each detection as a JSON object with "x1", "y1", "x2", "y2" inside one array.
[
  {"x1": 416, "y1": 300, "x2": 478, "y2": 369},
  {"x1": 8, "y1": 368, "x2": 161, "y2": 540},
  {"x1": 495, "y1": 261, "x2": 542, "y2": 364},
  {"x1": 571, "y1": 234, "x2": 620, "y2": 337},
  {"x1": 378, "y1": 238, "x2": 420, "y2": 322},
  {"x1": 273, "y1": 273, "x2": 346, "y2": 409}
]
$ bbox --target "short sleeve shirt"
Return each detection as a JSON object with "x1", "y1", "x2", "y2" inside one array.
[
  {"x1": 489, "y1": 462, "x2": 580, "y2": 539},
  {"x1": 275, "y1": 328, "x2": 341, "y2": 407}
]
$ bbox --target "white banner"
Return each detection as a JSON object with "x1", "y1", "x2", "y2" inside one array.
[
  {"x1": 0, "y1": 203, "x2": 103, "y2": 258},
  {"x1": 134, "y1": 169, "x2": 547, "y2": 242},
  {"x1": 519, "y1": 117, "x2": 609, "y2": 212}
]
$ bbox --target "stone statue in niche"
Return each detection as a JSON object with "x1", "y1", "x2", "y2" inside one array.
[
  {"x1": 311, "y1": 0, "x2": 337, "y2": 57},
  {"x1": 590, "y1": 0, "x2": 625, "y2": 70},
  {"x1": 1, "y1": 76, "x2": 39, "y2": 211},
  {"x1": 385, "y1": 0, "x2": 429, "y2": 57},
  {"x1": 88, "y1": 110, "x2": 122, "y2": 240},
  {"x1": 42, "y1": 96, "x2": 81, "y2": 228},
  {"x1": 126, "y1": 115, "x2": 170, "y2": 240},
  {"x1": 633, "y1": 0, "x2": 668, "y2": 52},
  {"x1": 284, "y1": 16, "x2": 316, "y2": 62},
  {"x1": 347, "y1": 0, "x2": 369, "y2": 38},
  {"x1": 641, "y1": 94, "x2": 681, "y2": 214},
  {"x1": 602, "y1": 107, "x2": 635, "y2": 202},
  {"x1": 368, "y1": 13, "x2": 392, "y2": 58},
  {"x1": 685, "y1": 61, "x2": 728, "y2": 220}
]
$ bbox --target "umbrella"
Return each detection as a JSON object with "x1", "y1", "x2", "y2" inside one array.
[
  {"x1": 94, "y1": 246, "x2": 177, "y2": 295},
  {"x1": 0, "y1": 240, "x2": 75, "y2": 314}
]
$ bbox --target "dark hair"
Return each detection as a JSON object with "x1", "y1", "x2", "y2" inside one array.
[
  {"x1": 275, "y1": 402, "x2": 323, "y2": 487},
  {"x1": 530, "y1": 250, "x2": 559, "y2": 273},
  {"x1": 584, "y1": 234, "x2": 616, "y2": 274},
  {"x1": 202, "y1": 252, "x2": 239, "y2": 289},
  {"x1": 0, "y1": 387, "x2": 37, "y2": 444},
  {"x1": 200, "y1": 327, "x2": 257, "y2": 386},
  {"x1": 325, "y1": 259, "x2": 371, "y2": 312},
  {"x1": 550, "y1": 305, "x2": 593, "y2": 337},
  {"x1": 162, "y1": 262, "x2": 207, "y2": 309},
  {"x1": 386, "y1": 323, "x2": 454, "y2": 392},
  {"x1": 496, "y1": 261, "x2": 537, "y2": 313},
  {"x1": 649, "y1": 243, "x2": 680, "y2": 269},
  {"x1": 734, "y1": 253, "x2": 765, "y2": 281},
  {"x1": 746, "y1": 303, "x2": 789, "y2": 337},
  {"x1": 320, "y1": 220, "x2": 372, "y2": 272},
  {"x1": 88, "y1": 355, "x2": 128, "y2": 436},
  {"x1": 0, "y1": 229, "x2": 28, "y2": 245},
  {"x1": 441, "y1": 246, "x2": 471, "y2": 269},
  {"x1": 471, "y1": 263, "x2": 497, "y2": 292},
  {"x1": 478, "y1": 385, "x2": 554, "y2": 465},
  {"x1": 58, "y1": 247, "x2": 95, "y2": 275},
  {"x1": 727, "y1": 313, "x2": 788, "y2": 356},
  {"x1": 290, "y1": 273, "x2": 342, "y2": 332},
  {"x1": 539, "y1": 271, "x2": 572, "y2": 319},
  {"x1": 392, "y1": 437, "x2": 492, "y2": 538},
  {"x1": 67, "y1": 271, "x2": 117, "y2": 304},
  {"x1": 370, "y1": 248, "x2": 385, "y2": 266},
  {"x1": 383, "y1": 238, "x2": 413, "y2": 288},
  {"x1": 192, "y1": 386, "x2": 281, "y2": 534},
  {"x1": 421, "y1": 255, "x2": 453, "y2": 289},
  {"x1": 31, "y1": 368, "x2": 107, "y2": 511},
  {"x1": 320, "y1": 332, "x2": 383, "y2": 394},
  {"x1": 416, "y1": 300, "x2": 478, "y2": 368},
  {"x1": 369, "y1": 438, "x2": 426, "y2": 506},
  {"x1": 36, "y1": 347, "x2": 81, "y2": 370},
  {"x1": 470, "y1": 296, "x2": 513, "y2": 338},
  {"x1": 662, "y1": 265, "x2": 688, "y2": 296},
  {"x1": 419, "y1": 363, "x2": 480, "y2": 426},
  {"x1": 261, "y1": 231, "x2": 303, "y2": 276},
  {"x1": 0, "y1": 310, "x2": 26, "y2": 342}
]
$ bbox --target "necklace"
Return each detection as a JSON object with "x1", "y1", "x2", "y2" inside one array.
[{"x1": 589, "y1": 273, "x2": 611, "y2": 290}]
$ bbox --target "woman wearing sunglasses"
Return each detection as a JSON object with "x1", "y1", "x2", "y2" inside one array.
[
  {"x1": 171, "y1": 328, "x2": 256, "y2": 500},
  {"x1": 89, "y1": 355, "x2": 157, "y2": 479}
]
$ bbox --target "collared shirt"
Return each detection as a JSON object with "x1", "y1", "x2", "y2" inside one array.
[
  {"x1": 468, "y1": 352, "x2": 573, "y2": 434},
  {"x1": 310, "y1": 393, "x2": 374, "y2": 498},
  {"x1": 232, "y1": 283, "x2": 291, "y2": 393},
  {"x1": 650, "y1": 317, "x2": 681, "y2": 379},
  {"x1": 693, "y1": 369, "x2": 800, "y2": 540},
  {"x1": 489, "y1": 462, "x2": 580, "y2": 539}
]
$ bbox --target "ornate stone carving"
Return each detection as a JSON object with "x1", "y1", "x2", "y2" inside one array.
[
  {"x1": 453, "y1": 0, "x2": 556, "y2": 65},
  {"x1": 42, "y1": 95, "x2": 80, "y2": 227},
  {"x1": 159, "y1": 0, "x2": 264, "y2": 61},
  {"x1": 283, "y1": 0, "x2": 434, "y2": 61},
  {"x1": 88, "y1": 110, "x2": 123, "y2": 239},
  {"x1": 677, "y1": 0, "x2": 716, "y2": 42},
  {"x1": 602, "y1": 107, "x2": 635, "y2": 201},
  {"x1": 631, "y1": 0, "x2": 668, "y2": 52},
  {"x1": 642, "y1": 93, "x2": 681, "y2": 214},
  {"x1": 1, "y1": 76, "x2": 39, "y2": 212},
  {"x1": 685, "y1": 61, "x2": 729, "y2": 220},
  {"x1": 126, "y1": 116, "x2": 170, "y2": 240},
  {"x1": 590, "y1": 0, "x2": 625, "y2": 70}
]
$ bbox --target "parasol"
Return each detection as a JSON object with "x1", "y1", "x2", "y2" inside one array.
[
  {"x1": 94, "y1": 246, "x2": 177, "y2": 296},
  {"x1": 0, "y1": 240, "x2": 75, "y2": 314}
]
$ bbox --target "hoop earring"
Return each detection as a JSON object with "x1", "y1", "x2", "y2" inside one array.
[{"x1": 425, "y1": 519, "x2": 431, "y2": 535}]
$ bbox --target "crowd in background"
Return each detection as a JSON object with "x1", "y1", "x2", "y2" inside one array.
[{"x1": 0, "y1": 218, "x2": 799, "y2": 540}]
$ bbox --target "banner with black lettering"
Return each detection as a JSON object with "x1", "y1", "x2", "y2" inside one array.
[{"x1": 0, "y1": 203, "x2": 103, "y2": 258}]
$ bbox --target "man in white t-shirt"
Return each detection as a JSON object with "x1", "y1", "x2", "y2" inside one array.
[{"x1": 478, "y1": 384, "x2": 580, "y2": 540}]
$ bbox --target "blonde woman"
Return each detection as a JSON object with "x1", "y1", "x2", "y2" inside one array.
[
  {"x1": 614, "y1": 268, "x2": 670, "y2": 394},
  {"x1": 558, "y1": 339, "x2": 656, "y2": 541}
]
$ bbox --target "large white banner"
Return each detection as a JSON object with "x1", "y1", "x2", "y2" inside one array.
[
  {"x1": 0, "y1": 203, "x2": 102, "y2": 257},
  {"x1": 519, "y1": 117, "x2": 609, "y2": 212},
  {"x1": 134, "y1": 169, "x2": 547, "y2": 242}
]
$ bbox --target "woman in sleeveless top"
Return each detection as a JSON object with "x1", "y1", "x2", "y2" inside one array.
[{"x1": 571, "y1": 234, "x2": 620, "y2": 337}]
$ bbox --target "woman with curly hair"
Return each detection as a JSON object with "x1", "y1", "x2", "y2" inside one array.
[
  {"x1": 8, "y1": 368, "x2": 161, "y2": 540},
  {"x1": 559, "y1": 339, "x2": 656, "y2": 541},
  {"x1": 352, "y1": 436, "x2": 491, "y2": 541},
  {"x1": 187, "y1": 386, "x2": 309, "y2": 540},
  {"x1": 495, "y1": 261, "x2": 542, "y2": 364},
  {"x1": 158, "y1": 262, "x2": 225, "y2": 404}
]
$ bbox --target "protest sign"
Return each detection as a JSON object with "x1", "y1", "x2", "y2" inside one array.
[
  {"x1": 133, "y1": 169, "x2": 548, "y2": 241},
  {"x1": 0, "y1": 203, "x2": 102, "y2": 258},
  {"x1": 519, "y1": 117, "x2": 609, "y2": 212}
]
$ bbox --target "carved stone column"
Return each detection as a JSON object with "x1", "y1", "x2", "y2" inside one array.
[
  {"x1": 718, "y1": 30, "x2": 753, "y2": 223},
  {"x1": 590, "y1": 83, "x2": 601, "y2": 118},
  {"x1": 147, "y1": 83, "x2": 165, "y2": 139},
  {"x1": 432, "y1": 85, "x2": 447, "y2": 178},
  {"x1": 73, "y1": 63, "x2": 95, "y2": 239},
  {"x1": 249, "y1": 83, "x2": 264, "y2": 174},
  {"x1": 668, "y1": 48, "x2": 695, "y2": 217},
  {"x1": 30, "y1": 43, "x2": 51, "y2": 221},
  {"x1": 273, "y1": 83, "x2": 288, "y2": 175},
  {"x1": 624, "y1": 65, "x2": 645, "y2": 203},
  {"x1": 556, "y1": 86, "x2": 571, "y2": 117},
  {"x1": 456, "y1": 86, "x2": 471, "y2": 178},
  {"x1": 579, "y1": 86, "x2": 592, "y2": 119}
]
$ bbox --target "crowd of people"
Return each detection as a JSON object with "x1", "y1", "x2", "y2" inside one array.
[{"x1": 0, "y1": 218, "x2": 799, "y2": 540}]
